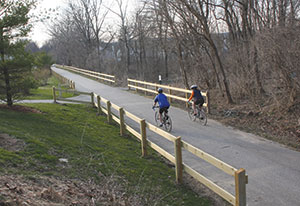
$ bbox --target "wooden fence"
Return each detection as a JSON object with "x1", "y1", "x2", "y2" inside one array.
[
  {"x1": 52, "y1": 69, "x2": 75, "y2": 89},
  {"x1": 52, "y1": 87, "x2": 94, "y2": 104},
  {"x1": 52, "y1": 88, "x2": 247, "y2": 206},
  {"x1": 127, "y1": 79, "x2": 210, "y2": 114},
  {"x1": 55, "y1": 64, "x2": 115, "y2": 85}
]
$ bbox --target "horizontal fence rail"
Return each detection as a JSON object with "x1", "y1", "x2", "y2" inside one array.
[
  {"x1": 52, "y1": 87, "x2": 93, "y2": 104},
  {"x1": 52, "y1": 87, "x2": 247, "y2": 206},
  {"x1": 52, "y1": 69, "x2": 75, "y2": 89},
  {"x1": 127, "y1": 78, "x2": 210, "y2": 113},
  {"x1": 54, "y1": 64, "x2": 115, "y2": 85}
]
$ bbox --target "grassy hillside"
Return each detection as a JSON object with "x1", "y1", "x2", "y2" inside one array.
[{"x1": 0, "y1": 103, "x2": 213, "y2": 205}]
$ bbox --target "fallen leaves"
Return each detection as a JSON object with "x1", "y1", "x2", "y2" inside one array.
[{"x1": 0, "y1": 175, "x2": 140, "y2": 206}]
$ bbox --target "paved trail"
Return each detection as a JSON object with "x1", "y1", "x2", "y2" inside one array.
[{"x1": 52, "y1": 66, "x2": 300, "y2": 206}]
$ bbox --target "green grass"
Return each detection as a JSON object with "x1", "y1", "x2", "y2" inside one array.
[
  {"x1": 26, "y1": 76, "x2": 77, "y2": 100},
  {"x1": 0, "y1": 103, "x2": 212, "y2": 206}
]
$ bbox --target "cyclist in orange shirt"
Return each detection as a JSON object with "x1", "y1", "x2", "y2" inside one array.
[{"x1": 187, "y1": 85, "x2": 204, "y2": 116}]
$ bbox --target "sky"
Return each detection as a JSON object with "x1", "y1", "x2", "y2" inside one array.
[
  {"x1": 29, "y1": 0, "x2": 67, "y2": 47},
  {"x1": 29, "y1": 0, "x2": 138, "y2": 47}
]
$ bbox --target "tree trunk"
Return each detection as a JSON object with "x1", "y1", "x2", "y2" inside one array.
[
  {"x1": 164, "y1": 50, "x2": 168, "y2": 79},
  {"x1": 210, "y1": 40, "x2": 233, "y2": 103},
  {"x1": 3, "y1": 66, "x2": 13, "y2": 106},
  {"x1": 204, "y1": 46, "x2": 223, "y2": 92},
  {"x1": 253, "y1": 46, "x2": 265, "y2": 94},
  {"x1": 178, "y1": 44, "x2": 189, "y2": 88},
  {"x1": 0, "y1": 26, "x2": 12, "y2": 106}
]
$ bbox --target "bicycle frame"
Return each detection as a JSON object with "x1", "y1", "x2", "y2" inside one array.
[
  {"x1": 153, "y1": 106, "x2": 172, "y2": 132},
  {"x1": 188, "y1": 102, "x2": 207, "y2": 125}
]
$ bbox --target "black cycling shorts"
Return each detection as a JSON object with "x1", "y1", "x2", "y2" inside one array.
[
  {"x1": 159, "y1": 106, "x2": 169, "y2": 114},
  {"x1": 194, "y1": 98, "x2": 204, "y2": 106}
]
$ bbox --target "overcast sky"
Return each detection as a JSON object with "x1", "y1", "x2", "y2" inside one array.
[
  {"x1": 29, "y1": 0, "x2": 67, "y2": 47},
  {"x1": 29, "y1": 0, "x2": 138, "y2": 47}
]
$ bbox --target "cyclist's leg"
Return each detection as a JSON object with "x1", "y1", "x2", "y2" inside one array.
[
  {"x1": 162, "y1": 107, "x2": 168, "y2": 119},
  {"x1": 198, "y1": 98, "x2": 204, "y2": 111},
  {"x1": 192, "y1": 100, "x2": 197, "y2": 115},
  {"x1": 159, "y1": 107, "x2": 164, "y2": 126},
  {"x1": 165, "y1": 106, "x2": 170, "y2": 117},
  {"x1": 194, "y1": 99, "x2": 201, "y2": 115},
  {"x1": 198, "y1": 98, "x2": 205, "y2": 119}
]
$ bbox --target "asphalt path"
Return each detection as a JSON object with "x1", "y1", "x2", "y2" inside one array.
[{"x1": 52, "y1": 66, "x2": 300, "y2": 206}]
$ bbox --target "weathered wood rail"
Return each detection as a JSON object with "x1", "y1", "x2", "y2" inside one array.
[
  {"x1": 52, "y1": 86, "x2": 247, "y2": 206},
  {"x1": 52, "y1": 69, "x2": 75, "y2": 89},
  {"x1": 127, "y1": 78, "x2": 210, "y2": 114},
  {"x1": 55, "y1": 64, "x2": 115, "y2": 85}
]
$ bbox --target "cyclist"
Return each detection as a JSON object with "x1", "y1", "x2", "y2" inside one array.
[
  {"x1": 187, "y1": 85, "x2": 204, "y2": 116},
  {"x1": 153, "y1": 88, "x2": 170, "y2": 127}
]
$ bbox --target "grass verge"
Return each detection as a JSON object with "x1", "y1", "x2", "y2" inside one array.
[
  {"x1": 0, "y1": 103, "x2": 212, "y2": 206},
  {"x1": 26, "y1": 75, "x2": 77, "y2": 100}
]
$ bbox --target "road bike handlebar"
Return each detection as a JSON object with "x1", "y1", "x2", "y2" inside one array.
[{"x1": 152, "y1": 105, "x2": 160, "y2": 111}]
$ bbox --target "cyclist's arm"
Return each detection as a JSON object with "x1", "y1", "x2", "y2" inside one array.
[
  {"x1": 154, "y1": 95, "x2": 159, "y2": 102},
  {"x1": 153, "y1": 96, "x2": 158, "y2": 107},
  {"x1": 188, "y1": 90, "x2": 194, "y2": 101}
]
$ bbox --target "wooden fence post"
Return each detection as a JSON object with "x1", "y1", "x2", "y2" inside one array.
[
  {"x1": 70, "y1": 81, "x2": 74, "y2": 89},
  {"x1": 168, "y1": 86, "x2": 172, "y2": 104},
  {"x1": 107, "y1": 101, "x2": 112, "y2": 124},
  {"x1": 119, "y1": 108, "x2": 125, "y2": 136},
  {"x1": 135, "y1": 82, "x2": 138, "y2": 93},
  {"x1": 91, "y1": 92, "x2": 95, "y2": 107},
  {"x1": 52, "y1": 87, "x2": 56, "y2": 103},
  {"x1": 97, "y1": 95, "x2": 102, "y2": 115},
  {"x1": 185, "y1": 92, "x2": 189, "y2": 108},
  {"x1": 235, "y1": 168, "x2": 247, "y2": 206},
  {"x1": 174, "y1": 136, "x2": 183, "y2": 183},
  {"x1": 206, "y1": 90, "x2": 210, "y2": 114},
  {"x1": 140, "y1": 119, "x2": 147, "y2": 157}
]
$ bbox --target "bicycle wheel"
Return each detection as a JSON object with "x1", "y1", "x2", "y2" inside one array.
[
  {"x1": 164, "y1": 114, "x2": 172, "y2": 132},
  {"x1": 188, "y1": 106, "x2": 196, "y2": 121},
  {"x1": 154, "y1": 111, "x2": 160, "y2": 126},
  {"x1": 198, "y1": 109, "x2": 207, "y2": 126}
]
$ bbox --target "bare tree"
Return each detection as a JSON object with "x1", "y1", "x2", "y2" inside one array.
[
  {"x1": 45, "y1": 0, "x2": 300, "y2": 109},
  {"x1": 155, "y1": 0, "x2": 233, "y2": 102},
  {"x1": 67, "y1": 0, "x2": 109, "y2": 71},
  {"x1": 108, "y1": 0, "x2": 133, "y2": 75}
]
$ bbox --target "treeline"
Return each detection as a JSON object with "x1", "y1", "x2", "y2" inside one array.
[
  {"x1": 0, "y1": 0, "x2": 55, "y2": 106},
  {"x1": 45, "y1": 0, "x2": 300, "y2": 109}
]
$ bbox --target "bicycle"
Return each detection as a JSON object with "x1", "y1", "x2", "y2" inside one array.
[
  {"x1": 188, "y1": 102, "x2": 207, "y2": 126},
  {"x1": 153, "y1": 106, "x2": 172, "y2": 132}
]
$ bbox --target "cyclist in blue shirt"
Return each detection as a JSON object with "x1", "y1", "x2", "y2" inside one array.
[{"x1": 153, "y1": 88, "x2": 170, "y2": 127}]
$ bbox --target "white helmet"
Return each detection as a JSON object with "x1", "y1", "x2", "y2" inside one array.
[{"x1": 190, "y1": 85, "x2": 197, "y2": 89}]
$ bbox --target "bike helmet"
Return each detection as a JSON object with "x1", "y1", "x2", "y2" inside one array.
[
  {"x1": 190, "y1": 85, "x2": 197, "y2": 89},
  {"x1": 158, "y1": 88, "x2": 163, "y2": 93}
]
